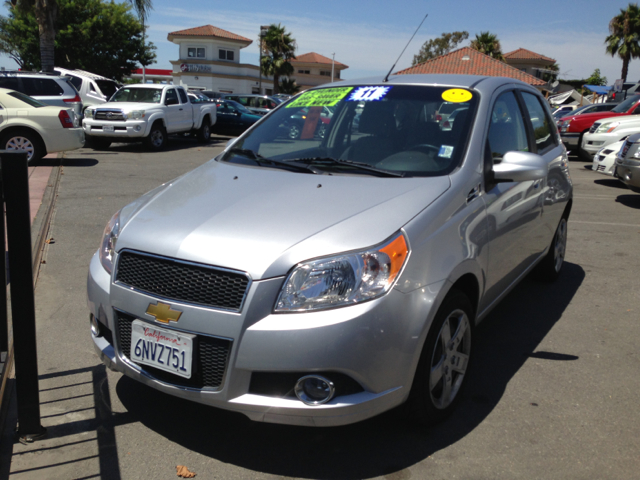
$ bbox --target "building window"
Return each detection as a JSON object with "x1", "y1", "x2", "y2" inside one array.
[
  {"x1": 298, "y1": 69, "x2": 310, "y2": 74},
  {"x1": 188, "y1": 47, "x2": 205, "y2": 58},
  {"x1": 219, "y1": 49, "x2": 234, "y2": 61},
  {"x1": 320, "y1": 71, "x2": 331, "y2": 76}
]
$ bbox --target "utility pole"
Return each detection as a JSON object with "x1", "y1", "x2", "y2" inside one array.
[
  {"x1": 142, "y1": 17, "x2": 146, "y2": 84},
  {"x1": 331, "y1": 52, "x2": 335, "y2": 82},
  {"x1": 259, "y1": 25, "x2": 269, "y2": 94}
]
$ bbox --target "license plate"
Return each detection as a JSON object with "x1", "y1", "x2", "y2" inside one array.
[
  {"x1": 130, "y1": 320, "x2": 194, "y2": 378},
  {"x1": 103, "y1": 125, "x2": 114, "y2": 133}
]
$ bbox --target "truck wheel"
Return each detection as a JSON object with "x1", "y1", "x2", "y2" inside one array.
[
  {"x1": 197, "y1": 118, "x2": 211, "y2": 143},
  {"x1": 144, "y1": 123, "x2": 166, "y2": 151},
  {"x1": 86, "y1": 137, "x2": 112, "y2": 150}
]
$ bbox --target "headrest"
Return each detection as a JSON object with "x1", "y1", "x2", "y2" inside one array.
[{"x1": 358, "y1": 102, "x2": 396, "y2": 136}]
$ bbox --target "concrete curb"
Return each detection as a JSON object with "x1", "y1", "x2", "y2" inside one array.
[{"x1": 0, "y1": 155, "x2": 62, "y2": 444}]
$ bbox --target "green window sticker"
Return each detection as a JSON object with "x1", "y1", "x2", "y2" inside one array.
[{"x1": 286, "y1": 87, "x2": 354, "y2": 108}]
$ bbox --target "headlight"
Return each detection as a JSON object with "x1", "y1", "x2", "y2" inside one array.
[
  {"x1": 597, "y1": 122, "x2": 619, "y2": 133},
  {"x1": 85, "y1": 108, "x2": 94, "y2": 119},
  {"x1": 275, "y1": 233, "x2": 409, "y2": 312},
  {"x1": 560, "y1": 119, "x2": 571, "y2": 133},
  {"x1": 129, "y1": 110, "x2": 145, "y2": 120},
  {"x1": 99, "y1": 210, "x2": 121, "y2": 274}
]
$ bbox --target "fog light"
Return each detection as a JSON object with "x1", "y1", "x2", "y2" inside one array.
[
  {"x1": 90, "y1": 314, "x2": 101, "y2": 337},
  {"x1": 295, "y1": 375, "x2": 335, "y2": 405},
  {"x1": 134, "y1": 125, "x2": 142, "y2": 132}
]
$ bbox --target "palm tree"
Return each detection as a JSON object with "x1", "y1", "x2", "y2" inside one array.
[
  {"x1": 260, "y1": 24, "x2": 296, "y2": 95},
  {"x1": 605, "y1": 3, "x2": 640, "y2": 82},
  {"x1": 9, "y1": 0, "x2": 152, "y2": 72},
  {"x1": 470, "y1": 31, "x2": 505, "y2": 61},
  {"x1": 278, "y1": 77, "x2": 300, "y2": 95}
]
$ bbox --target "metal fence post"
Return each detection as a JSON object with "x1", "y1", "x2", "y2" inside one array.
[
  {"x1": 1, "y1": 151, "x2": 45, "y2": 441},
  {"x1": 0, "y1": 177, "x2": 7, "y2": 354}
]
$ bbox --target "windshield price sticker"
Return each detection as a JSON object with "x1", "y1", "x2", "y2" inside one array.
[
  {"x1": 287, "y1": 87, "x2": 353, "y2": 108},
  {"x1": 346, "y1": 86, "x2": 392, "y2": 102},
  {"x1": 438, "y1": 145, "x2": 454, "y2": 158},
  {"x1": 442, "y1": 89, "x2": 473, "y2": 103}
]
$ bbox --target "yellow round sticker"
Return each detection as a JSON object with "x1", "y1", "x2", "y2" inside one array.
[{"x1": 442, "y1": 89, "x2": 473, "y2": 103}]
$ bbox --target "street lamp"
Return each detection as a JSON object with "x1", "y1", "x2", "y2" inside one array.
[{"x1": 259, "y1": 25, "x2": 269, "y2": 94}]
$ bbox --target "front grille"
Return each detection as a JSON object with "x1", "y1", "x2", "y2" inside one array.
[
  {"x1": 589, "y1": 123, "x2": 600, "y2": 134},
  {"x1": 95, "y1": 110, "x2": 125, "y2": 121},
  {"x1": 115, "y1": 310, "x2": 232, "y2": 389},
  {"x1": 115, "y1": 251, "x2": 250, "y2": 311},
  {"x1": 597, "y1": 165, "x2": 606, "y2": 172}
]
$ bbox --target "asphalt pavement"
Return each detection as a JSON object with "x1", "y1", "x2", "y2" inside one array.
[{"x1": 1, "y1": 140, "x2": 639, "y2": 480}]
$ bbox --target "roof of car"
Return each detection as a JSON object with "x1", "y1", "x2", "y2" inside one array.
[{"x1": 54, "y1": 68, "x2": 117, "y2": 83}]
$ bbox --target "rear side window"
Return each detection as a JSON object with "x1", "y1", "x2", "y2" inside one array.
[
  {"x1": 68, "y1": 75, "x2": 83, "y2": 91},
  {"x1": 520, "y1": 91, "x2": 557, "y2": 153},
  {"x1": 22, "y1": 78, "x2": 64, "y2": 96},
  {"x1": 0, "y1": 77, "x2": 21, "y2": 91},
  {"x1": 177, "y1": 88, "x2": 188, "y2": 104}
]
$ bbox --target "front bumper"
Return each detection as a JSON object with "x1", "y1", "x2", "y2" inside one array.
[
  {"x1": 87, "y1": 252, "x2": 439, "y2": 426},
  {"x1": 592, "y1": 153, "x2": 616, "y2": 176},
  {"x1": 560, "y1": 132, "x2": 580, "y2": 149},
  {"x1": 83, "y1": 119, "x2": 147, "y2": 139},
  {"x1": 615, "y1": 157, "x2": 640, "y2": 191},
  {"x1": 581, "y1": 132, "x2": 620, "y2": 156}
]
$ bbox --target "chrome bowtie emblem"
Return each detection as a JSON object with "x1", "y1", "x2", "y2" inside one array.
[{"x1": 146, "y1": 302, "x2": 182, "y2": 324}]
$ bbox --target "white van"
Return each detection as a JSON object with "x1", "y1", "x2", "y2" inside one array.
[{"x1": 53, "y1": 68, "x2": 120, "y2": 111}]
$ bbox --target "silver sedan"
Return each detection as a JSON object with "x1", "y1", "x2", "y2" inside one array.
[{"x1": 87, "y1": 74, "x2": 572, "y2": 427}]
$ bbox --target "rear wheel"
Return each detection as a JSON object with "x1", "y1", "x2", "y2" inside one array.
[
  {"x1": 288, "y1": 124, "x2": 301, "y2": 139},
  {"x1": 408, "y1": 289, "x2": 474, "y2": 426},
  {"x1": 1, "y1": 129, "x2": 45, "y2": 162},
  {"x1": 196, "y1": 118, "x2": 211, "y2": 143},
  {"x1": 533, "y1": 216, "x2": 568, "y2": 282}
]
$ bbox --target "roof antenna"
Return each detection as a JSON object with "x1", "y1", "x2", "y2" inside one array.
[{"x1": 383, "y1": 13, "x2": 429, "y2": 83}]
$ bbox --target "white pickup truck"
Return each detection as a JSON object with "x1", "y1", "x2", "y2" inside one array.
[{"x1": 83, "y1": 84, "x2": 216, "y2": 150}]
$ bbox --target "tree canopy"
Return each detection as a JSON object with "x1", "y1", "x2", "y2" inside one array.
[
  {"x1": 469, "y1": 31, "x2": 504, "y2": 61},
  {"x1": 0, "y1": 0, "x2": 156, "y2": 81},
  {"x1": 260, "y1": 23, "x2": 296, "y2": 95},
  {"x1": 411, "y1": 31, "x2": 469, "y2": 66},
  {"x1": 605, "y1": 3, "x2": 640, "y2": 82},
  {"x1": 585, "y1": 68, "x2": 608, "y2": 86}
]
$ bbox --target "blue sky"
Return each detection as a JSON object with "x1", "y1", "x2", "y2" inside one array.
[{"x1": 0, "y1": 0, "x2": 637, "y2": 85}]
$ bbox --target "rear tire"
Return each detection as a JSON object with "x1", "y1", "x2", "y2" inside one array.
[
  {"x1": 407, "y1": 289, "x2": 474, "y2": 426},
  {"x1": 196, "y1": 118, "x2": 211, "y2": 143},
  {"x1": 1, "y1": 129, "x2": 45, "y2": 162},
  {"x1": 533, "y1": 215, "x2": 568, "y2": 282}
]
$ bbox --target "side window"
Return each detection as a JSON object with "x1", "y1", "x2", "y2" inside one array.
[
  {"x1": 487, "y1": 91, "x2": 529, "y2": 162},
  {"x1": 89, "y1": 82, "x2": 97, "y2": 93},
  {"x1": 177, "y1": 88, "x2": 188, "y2": 104},
  {"x1": 520, "y1": 91, "x2": 557, "y2": 153},
  {"x1": 165, "y1": 88, "x2": 179, "y2": 105},
  {"x1": 68, "y1": 75, "x2": 83, "y2": 91},
  {"x1": 0, "y1": 77, "x2": 20, "y2": 91},
  {"x1": 22, "y1": 78, "x2": 64, "y2": 96}
]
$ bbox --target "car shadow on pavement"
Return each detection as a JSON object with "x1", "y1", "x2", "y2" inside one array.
[
  {"x1": 113, "y1": 262, "x2": 585, "y2": 479},
  {"x1": 615, "y1": 194, "x2": 640, "y2": 209},
  {"x1": 594, "y1": 179, "x2": 627, "y2": 190}
]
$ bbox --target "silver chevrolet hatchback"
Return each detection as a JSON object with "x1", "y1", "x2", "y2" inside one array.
[{"x1": 87, "y1": 75, "x2": 572, "y2": 427}]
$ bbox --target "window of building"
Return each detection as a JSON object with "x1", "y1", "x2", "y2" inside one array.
[
  {"x1": 320, "y1": 71, "x2": 331, "y2": 76},
  {"x1": 219, "y1": 49, "x2": 234, "y2": 61},
  {"x1": 298, "y1": 69, "x2": 310, "y2": 74},
  {"x1": 188, "y1": 47, "x2": 205, "y2": 58}
]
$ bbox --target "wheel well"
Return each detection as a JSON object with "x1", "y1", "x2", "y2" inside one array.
[
  {"x1": 563, "y1": 198, "x2": 572, "y2": 219},
  {"x1": 0, "y1": 126, "x2": 46, "y2": 153},
  {"x1": 151, "y1": 119, "x2": 165, "y2": 130},
  {"x1": 449, "y1": 273, "x2": 480, "y2": 317}
]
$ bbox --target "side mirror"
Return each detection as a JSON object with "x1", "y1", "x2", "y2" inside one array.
[{"x1": 493, "y1": 151, "x2": 548, "y2": 182}]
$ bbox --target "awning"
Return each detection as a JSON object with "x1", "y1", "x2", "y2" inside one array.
[
  {"x1": 583, "y1": 85, "x2": 612, "y2": 95},
  {"x1": 548, "y1": 90, "x2": 575, "y2": 105}
]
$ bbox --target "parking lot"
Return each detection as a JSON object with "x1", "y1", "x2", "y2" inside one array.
[{"x1": 1, "y1": 137, "x2": 639, "y2": 479}]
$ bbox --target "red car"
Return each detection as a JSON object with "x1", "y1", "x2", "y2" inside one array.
[{"x1": 559, "y1": 94, "x2": 640, "y2": 157}]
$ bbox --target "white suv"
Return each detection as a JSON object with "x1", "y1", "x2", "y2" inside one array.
[
  {"x1": 54, "y1": 67, "x2": 120, "y2": 111},
  {"x1": 0, "y1": 71, "x2": 82, "y2": 116}
]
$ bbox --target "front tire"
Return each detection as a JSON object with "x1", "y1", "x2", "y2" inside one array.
[
  {"x1": 144, "y1": 123, "x2": 167, "y2": 151},
  {"x1": 408, "y1": 289, "x2": 474, "y2": 426},
  {"x1": 288, "y1": 124, "x2": 301, "y2": 139},
  {"x1": 1, "y1": 129, "x2": 45, "y2": 162}
]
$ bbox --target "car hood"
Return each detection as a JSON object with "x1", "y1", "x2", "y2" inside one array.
[
  {"x1": 596, "y1": 113, "x2": 640, "y2": 127},
  {"x1": 115, "y1": 159, "x2": 451, "y2": 280},
  {"x1": 99, "y1": 102, "x2": 161, "y2": 111}
]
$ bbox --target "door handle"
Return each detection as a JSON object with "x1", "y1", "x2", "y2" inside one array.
[
  {"x1": 179, "y1": 108, "x2": 183, "y2": 111},
  {"x1": 467, "y1": 184, "x2": 481, "y2": 202}
]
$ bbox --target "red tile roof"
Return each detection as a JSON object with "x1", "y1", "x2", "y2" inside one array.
[
  {"x1": 503, "y1": 48, "x2": 556, "y2": 63},
  {"x1": 395, "y1": 47, "x2": 547, "y2": 86},
  {"x1": 292, "y1": 52, "x2": 348, "y2": 69},
  {"x1": 168, "y1": 25, "x2": 252, "y2": 44}
]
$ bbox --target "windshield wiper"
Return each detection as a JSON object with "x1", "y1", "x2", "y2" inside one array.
[
  {"x1": 227, "y1": 148, "x2": 322, "y2": 174},
  {"x1": 288, "y1": 157, "x2": 405, "y2": 177}
]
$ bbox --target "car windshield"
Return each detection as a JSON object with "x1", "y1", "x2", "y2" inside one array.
[
  {"x1": 7, "y1": 91, "x2": 46, "y2": 108},
  {"x1": 222, "y1": 85, "x2": 478, "y2": 177},
  {"x1": 96, "y1": 80, "x2": 119, "y2": 99},
  {"x1": 110, "y1": 87, "x2": 162, "y2": 103},
  {"x1": 611, "y1": 95, "x2": 640, "y2": 113}
]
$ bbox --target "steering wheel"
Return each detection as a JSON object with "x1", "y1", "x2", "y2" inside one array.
[{"x1": 409, "y1": 144, "x2": 441, "y2": 155}]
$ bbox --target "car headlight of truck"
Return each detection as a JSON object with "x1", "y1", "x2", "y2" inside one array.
[
  {"x1": 560, "y1": 119, "x2": 571, "y2": 133},
  {"x1": 596, "y1": 122, "x2": 619, "y2": 133},
  {"x1": 99, "y1": 210, "x2": 121, "y2": 274},
  {"x1": 275, "y1": 233, "x2": 409, "y2": 312},
  {"x1": 129, "y1": 110, "x2": 145, "y2": 120},
  {"x1": 85, "y1": 108, "x2": 94, "y2": 119}
]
